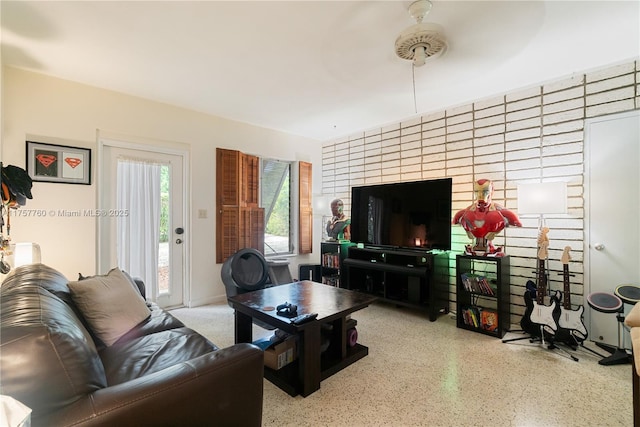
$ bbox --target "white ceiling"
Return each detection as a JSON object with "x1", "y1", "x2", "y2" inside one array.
[{"x1": 2, "y1": 1, "x2": 639, "y2": 142}]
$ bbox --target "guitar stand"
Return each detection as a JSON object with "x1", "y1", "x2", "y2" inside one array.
[
  {"x1": 555, "y1": 332, "x2": 610, "y2": 360},
  {"x1": 543, "y1": 334, "x2": 611, "y2": 362},
  {"x1": 547, "y1": 340, "x2": 579, "y2": 362},
  {"x1": 502, "y1": 330, "x2": 539, "y2": 344},
  {"x1": 579, "y1": 343, "x2": 608, "y2": 358},
  {"x1": 502, "y1": 327, "x2": 579, "y2": 362}
]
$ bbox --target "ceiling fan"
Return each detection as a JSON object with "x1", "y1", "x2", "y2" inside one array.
[
  {"x1": 395, "y1": 0, "x2": 447, "y2": 67},
  {"x1": 394, "y1": 0, "x2": 447, "y2": 113}
]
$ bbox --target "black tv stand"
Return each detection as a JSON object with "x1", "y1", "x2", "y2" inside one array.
[
  {"x1": 359, "y1": 245, "x2": 390, "y2": 251},
  {"x1": 343, "y1": 246, "x2": 449, "y2": 321}
]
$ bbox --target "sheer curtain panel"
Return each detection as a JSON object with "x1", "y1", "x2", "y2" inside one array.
[{"x1": 117, "y1": 158, "x2": 161, "y2": 301}]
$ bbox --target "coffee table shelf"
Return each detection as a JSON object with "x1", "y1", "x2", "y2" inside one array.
[
  {"x1": 320, "y1": 343, "x2": 368, "y2": 380},
  {"x1": 264, "y1": 342, "x2": 368, "y2": 397}
]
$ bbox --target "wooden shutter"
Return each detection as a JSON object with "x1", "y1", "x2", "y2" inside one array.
[
  {"x1": 216, "y1": 148, "x2": 240, "y2": 263},
  {"x1": 241, "y1": 207, "x2": 265, "y2": 252},
  {"x1": 298, "y1": 161, "x2": 313, "y2": 254},
  {"x1": 220, "y1": 207, "x2": 239, "y2": 261},
  {"x1": 216, "y1": 148, "x2": 265, "y2": 263},
  {"x1": 241, "y1": 153, "x2": 260, "y2": 207}
]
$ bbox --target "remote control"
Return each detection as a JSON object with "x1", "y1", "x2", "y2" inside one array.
[{"x1": 290, "y1": 313, "x2": 318, "y2": 325}]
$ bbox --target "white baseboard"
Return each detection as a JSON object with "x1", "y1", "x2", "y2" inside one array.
[{"x1": 187, "y1": 294, "x2": 227, "y2": 308}]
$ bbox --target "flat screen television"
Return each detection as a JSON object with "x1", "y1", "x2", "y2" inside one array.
[{"x1": 350, "y1": 178, "x2": 452, "y2": 251}]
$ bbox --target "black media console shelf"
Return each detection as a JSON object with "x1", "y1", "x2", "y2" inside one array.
[{"x1": 343, "y1": 246, "x2": 450, "y2": 321}]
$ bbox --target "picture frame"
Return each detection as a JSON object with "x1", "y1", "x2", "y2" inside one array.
[{"x1": 26, "y1": 141, "x2": 91, "y2": 185}]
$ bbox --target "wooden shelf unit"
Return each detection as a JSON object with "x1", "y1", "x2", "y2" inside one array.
[
  {"x1": 455, "y1": 254, "x2": 510, "y2": 338},
  {"x1": 320, "y1": 241, "x2": 353, "y2": 287}
]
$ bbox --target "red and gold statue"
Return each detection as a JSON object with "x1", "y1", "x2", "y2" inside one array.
[{"x1": 452, "y1": 179, "x2": 521, "y2": 256}]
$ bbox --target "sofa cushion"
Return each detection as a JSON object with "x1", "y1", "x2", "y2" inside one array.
[
  {"x1": 68, "y1": 268, "x2": 151, "y2": 346},
  {"x1": 0, "y1": 283, "x2": 107, "y2": 416},
  {"x1": 113, "y1": 302, "x2": 186, "y2": 344},
  {"x1": 99, "y1": 327, "x2": 218, "y2": 385}
]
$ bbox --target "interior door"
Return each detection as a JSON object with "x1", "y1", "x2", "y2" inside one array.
[
  {"x1": 99, "y1": 141, "x2": 187, "y2": 308},
  {"x1": 585, "y1": 110, "x2": 640, "y2": 348}
]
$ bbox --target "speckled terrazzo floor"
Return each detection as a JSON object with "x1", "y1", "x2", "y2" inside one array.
[{"x1": 171, "y1": 302, "x2": 632, "y2": 427}]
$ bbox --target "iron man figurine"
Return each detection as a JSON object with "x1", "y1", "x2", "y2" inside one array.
[{"x1": 452, "y1": 179, "x2": 521, "y2": 256}]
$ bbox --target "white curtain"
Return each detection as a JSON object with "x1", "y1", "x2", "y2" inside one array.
[{"x1": 116, "y1": 158, "x2": 161, "y2": 301}]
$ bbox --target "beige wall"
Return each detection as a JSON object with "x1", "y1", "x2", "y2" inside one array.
[{"x1": 2, "y1": 66, "x2": 323, "y2": 305}]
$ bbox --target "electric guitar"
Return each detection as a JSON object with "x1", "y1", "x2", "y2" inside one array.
[
  {"x1": 528, "y1": 228, "x2": 561, "y2": 336},
  {"x1": 555, "y1": 246, "x2": 588, "y2": 344},
  {"x1": 519, "y1": 279, "x2": 539, "y2": 336}
]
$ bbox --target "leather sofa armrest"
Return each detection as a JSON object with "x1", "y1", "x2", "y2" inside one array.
[
  {"x1": 132, "y1": 277, "x2": 146, "y2": 300},
  {"x1": 626, "y1": 302, "x2": 640, "y2": 378},
  {"x1": 42, "y1": 343, "x2": 264, "y2": 427},
  {"x1": 626, "y1": 302, "x2": 640, "y2": 328},
  {"x1": 631, "y1": 328, "x2": 640, "y2": 372}
]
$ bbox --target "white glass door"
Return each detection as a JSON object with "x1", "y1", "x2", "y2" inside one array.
[{"x1": 99, "y1": 141, "x2": 187, "y2": 308}]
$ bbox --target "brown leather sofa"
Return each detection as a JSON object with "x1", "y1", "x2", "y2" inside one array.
[
  {"x1": 0, "y1": 264, "x2": 264, "y2": 426},
  {"x1": 625, "y1": 302, "x2": 640, "y2": 426}
]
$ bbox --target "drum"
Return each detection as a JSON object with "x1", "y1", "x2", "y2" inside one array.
[
  {"x1": 587, "y1": 292, "x2": 623, "y2": 313},
  {"x1": 614, "y1": 284, "x2": 640, "y2": 305}
]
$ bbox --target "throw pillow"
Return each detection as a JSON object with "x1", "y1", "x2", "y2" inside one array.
[
  {"x1": 68, "y1": 267, "x2": 151, "y2": 346},
  {"x1": 78, "y1": 269, "x2": 146, "y2": 299}
]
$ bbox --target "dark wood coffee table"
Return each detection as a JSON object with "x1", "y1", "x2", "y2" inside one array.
[{"x1": 228, "y1": 281, "x2": 376, "y2": 397}]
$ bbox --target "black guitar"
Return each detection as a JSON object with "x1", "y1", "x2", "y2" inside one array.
[
  {"x1": 555, "y1": 246, "x2": 588, "y2": 346},
  {"x1": 520, "y1": 279, "x2": 539, "y2": 335},
  {"x1": 526, "y1": 228, "x2": 561, "y2": 338}
]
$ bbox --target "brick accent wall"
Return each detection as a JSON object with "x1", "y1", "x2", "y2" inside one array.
[{"x1": 322, "y1": 59, "x2": 640, "y2": 326}]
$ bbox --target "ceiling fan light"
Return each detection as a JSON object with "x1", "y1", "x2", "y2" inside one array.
[
  {"x1": 395, "y1": 0, "x2": 446, "y2": 66},
  {"x1": 395, "y1": 23, "x2": 447, "y2": 63},
  {"x1": 413, "y1": 46, "x2": 426, "y2": 67}
]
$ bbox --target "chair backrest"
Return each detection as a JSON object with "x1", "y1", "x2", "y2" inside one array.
[
  {"x1": 267, "y1": 260, "x2": 293, "y2": 285},
  {"x1": 221, "y1": 248, "x2": 270, "y2": 304},
  {"x1": 221, "y1": 249, "x2": 285, "y2": 330}
]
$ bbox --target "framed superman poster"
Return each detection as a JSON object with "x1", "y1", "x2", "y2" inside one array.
[{"x1": 26, "y1": 141, "x2": 91, "y2": 185}]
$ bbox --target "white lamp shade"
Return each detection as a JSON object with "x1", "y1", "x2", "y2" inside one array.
[
  {"x1": 11, "y1": 243, "x2": 41, "y2": 267},
  {"x1": 517, "y1": 182, "x2": 567, "y2": 215},
  {"x1": 313, "y1": 195, "x2": 333, "y2": 215}
]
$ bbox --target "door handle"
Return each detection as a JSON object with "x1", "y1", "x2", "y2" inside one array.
[
  {"x1": 176, "y1": 239, "x2": 183, "y2": 244},
  {"x1": 594, "y1": 243, "x2": 605, "y2": 251}
]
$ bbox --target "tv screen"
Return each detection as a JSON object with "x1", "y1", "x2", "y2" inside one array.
[{"x1": 350, "y1": 178, "x2": 452, "y2": 251}]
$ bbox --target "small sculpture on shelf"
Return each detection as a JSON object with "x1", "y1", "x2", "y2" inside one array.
[
  {"x1": 326, "y1": 199, "x2": 351, "y2": 241},
  {"x1": 452, "y1": 179, "x2": 521, "y2": 256}
]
